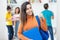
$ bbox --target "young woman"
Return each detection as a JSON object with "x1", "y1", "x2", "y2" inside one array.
[
  {"x1": 17, "y1": 2, "x2": 47, "y2": 40},
  {"x1": 13, "y1": 7, "x2": 20, "y2": 37}
]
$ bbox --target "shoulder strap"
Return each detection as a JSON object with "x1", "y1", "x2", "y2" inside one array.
[
  {"x1": 36, "y1": 16, "x2": 48, "y2": 31},
  {"x1": 35, "y1": 16, "x2": 40, "y2": 27}
]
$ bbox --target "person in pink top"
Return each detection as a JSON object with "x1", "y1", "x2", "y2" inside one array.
[{"x1": 13, "y1": 7, "x2": 20, "y2": 38}]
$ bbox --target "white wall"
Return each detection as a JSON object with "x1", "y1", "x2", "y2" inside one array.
[
  {"x1": 0, "y1": 0, "x2": 8, "y2": 40},
  {"x1": 57, "y1": 0, "x2": 60, "y2": 40}
]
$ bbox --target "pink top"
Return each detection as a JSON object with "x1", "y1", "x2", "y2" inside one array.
[{"x1": 12, "y1": 14, "x2": 20, "y2": 21}]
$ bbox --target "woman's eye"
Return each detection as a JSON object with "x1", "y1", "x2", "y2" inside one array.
[
  {"x1": 30, "y1": 7, "x2": 32, "y2": 9},
  {"x1": 26, "y1": 8, "x2": 29, "y2": 10},
  {"x1": 26, "y1": 7, "x2": 31, "y2": 10}
]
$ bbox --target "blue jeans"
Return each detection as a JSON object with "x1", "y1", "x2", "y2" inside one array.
[
  {"x1": 7, "y1": 25, "x2": 14, "y2": 40},
  {"x1": 15, "y1": 21, "x2": 19, "y2": 37},
  {"x1": 48, "y1": 26, "x2": 54, "y2": 40}
]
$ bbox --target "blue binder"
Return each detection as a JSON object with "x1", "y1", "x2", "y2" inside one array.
[{"x1": 23, "y1": 27, "x2": 42, "y2": 40}]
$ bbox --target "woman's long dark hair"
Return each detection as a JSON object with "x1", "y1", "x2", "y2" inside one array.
[{"x1": 21, "y1": 2, "x2": 34, "y2": 26}]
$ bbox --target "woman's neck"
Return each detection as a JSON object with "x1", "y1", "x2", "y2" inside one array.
[
  {"x1": 27, "y1": 15, "x2": 32, "y2": 18},
  {"x1": 15, "y1": 12, "x2": 19, "y2": 14}
]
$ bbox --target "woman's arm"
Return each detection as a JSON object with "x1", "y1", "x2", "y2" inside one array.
[
  {"x1": 51, "y1": 16, "x2": 54, "y2": 19},
  {"x1": 17, "y1": 23, "x2": 30, "y2": 40}
]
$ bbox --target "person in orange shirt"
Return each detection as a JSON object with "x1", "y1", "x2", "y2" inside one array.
[{"x1": 17, "y1": 1, "x2": 47, "y2": 40}]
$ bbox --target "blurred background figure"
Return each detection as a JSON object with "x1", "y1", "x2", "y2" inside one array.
[
  {"x1": 49, "y1": 0, "x2": 57, "y2": 2},
  {"x1": 5, "y1": 6, "x2": 14, "y2": 40},
  {"x1": 7, "y1": 0, "x2": 17, "y2": 4},
  {"x1": 28, "y1": 0, "x2": 35, "y2": 3},
  {"x1": 39, "y1": 0, "x2": 42, "y2": 3},
  {"x1": 12, "y1": 7, "x2": 20, "y2": 38},
  {"x1": 41, "y1": 3, "x2": 54, "y2": 40}
]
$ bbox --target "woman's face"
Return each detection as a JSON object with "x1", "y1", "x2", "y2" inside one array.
[
  {"x1": 15, "y1": 8, "x2": 19, "y2": 14},
  {"x1": 26, "y1": 4, "x2": 33, "y2": 16}
]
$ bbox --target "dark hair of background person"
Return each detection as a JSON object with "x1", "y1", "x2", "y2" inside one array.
[
  {"x1": 15, "y1": 7, "x2": 20, "y2": 14},
  {"x1": 7, "y1": 6, "x2": 11, "y2": 10},
  {"x1": 44, "y1": 3, "x2": 49, "y2": 9}
]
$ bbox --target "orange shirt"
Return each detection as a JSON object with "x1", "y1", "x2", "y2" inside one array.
[{"x1": 18, "y1": 16, "x2": 38, "y2": 40}]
